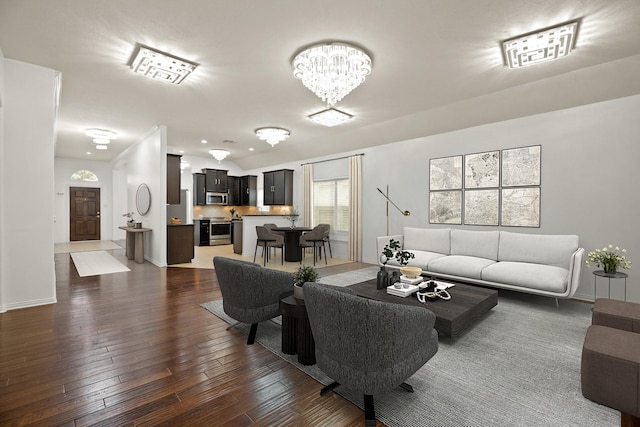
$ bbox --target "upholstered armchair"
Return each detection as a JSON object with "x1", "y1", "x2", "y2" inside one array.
[
  {"x1": 304, "y1": 282, "x2": 439, "y2": 426},
  {"x1": 213, "y1": 256, "x2": 293, "y2": 344},
  {"x1": 254, "y1": 225, "x2": 284, "y2": 265},
  {"x1": 299, "y1": 225, "x2": 327, "y2": 265}
]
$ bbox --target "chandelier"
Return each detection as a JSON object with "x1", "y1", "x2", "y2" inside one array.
[
  {"x1": 209, "y1": 149, "x2": 230, "y2": 163},
  {"x1": 292, "y1": 42, "x2": 372, "y2": 106},
  {"x1": 255, "y1": 127, "x2": 290, "y2": 147},
  {"x1": 502, "y1": 21, "x2": 579, "y2": 69}
]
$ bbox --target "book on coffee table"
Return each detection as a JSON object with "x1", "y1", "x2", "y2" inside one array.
[
  {"x1": 400, "y1": 275, "x2": 423, "y2": 285},
  {"x1": 387, "y1": 283, "x2": 420, "y2": 297}
]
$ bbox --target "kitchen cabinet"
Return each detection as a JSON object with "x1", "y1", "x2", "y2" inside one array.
[
  {"x1": 193, "y1": 173, "x2": 206, "y2": 206},
  {"x1": 263, "y1": 169, "x2": 293, "y2": 205},
  {"x1": 227, "y1": 176, "x2": 240, "y2": 206},
  {"x1": 241, "y1": 175, "x2": 257, "y2": 206},
  {"x1": 194, "y1": 219, "x2": 210, "y2": 246},
  {"x1": 167, "y1": 154, "x2": 181, "y2": 205},
  {"x1": 167, "y1": 224, "x2": 194, "y2": 264},
  {"x1": 204, "y1": 168, "x2": 228, "y2": 192},
  {"x1": 233, "y1": 220, "x2": 243, "y2": 254}
]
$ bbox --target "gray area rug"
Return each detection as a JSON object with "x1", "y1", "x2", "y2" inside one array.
[{"x1": 201, "y1": 268, "x2": 617, "y2": 427}]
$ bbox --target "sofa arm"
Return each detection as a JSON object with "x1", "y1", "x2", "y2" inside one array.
[
  {"x1": 376, "y1": 234, "x2": 404, "y2": 265},
  {"x1": 566, "y1": 247, "x2": 585, "y2": 298}
]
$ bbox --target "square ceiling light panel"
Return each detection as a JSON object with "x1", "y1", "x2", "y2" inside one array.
[
  {"x1": 308, "y1": 108, "x2": 353, "y2": 127},
  {"x1": 502, "y1": 21, "x2": 579, "y2": 69},
  {"x1": 129, "y1": 44, "x2": 198, "y2": 84}
]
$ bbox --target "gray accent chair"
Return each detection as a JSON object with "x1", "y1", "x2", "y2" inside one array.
[
  {"x1": 213, "y1": 256, "x2": 293, "y2": 344},
  {"x1": 304, "y1": 282, "x2": 439, "y2": 426}
]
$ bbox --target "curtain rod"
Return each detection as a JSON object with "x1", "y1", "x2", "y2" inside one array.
[{"x1": 300, "y1": 153, "x2": 365, "y2": 166}]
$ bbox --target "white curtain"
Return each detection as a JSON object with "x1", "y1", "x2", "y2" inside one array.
[
  {"x1": 348, "y1": 155, "x2": 362, "y2": 261},
  {"x1": 303, "y1": 163, "x2": 313, "y2": 227}
]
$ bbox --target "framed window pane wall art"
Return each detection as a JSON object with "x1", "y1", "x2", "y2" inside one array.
[
  {"x1": 464, "y1": 189, "x2": 499, "y2": 226},
  {"x1": 500, "y1": 145, "x2": 541, "y2": 227},
  {"x1": 429, "y1": 155, "x2": 462, "y2": 224}
]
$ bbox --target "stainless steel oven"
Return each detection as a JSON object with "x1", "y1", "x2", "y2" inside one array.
[{"x1": 210, "y1": 218, "x2": 231, "y2": 245}]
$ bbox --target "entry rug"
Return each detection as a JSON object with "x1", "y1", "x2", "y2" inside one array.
[
  {"x1": 201, "y1": 282, "x2": 617, "y2": 426},
  {"x1": 71, "y1": 250, "x2": 130, "y2": 277}
]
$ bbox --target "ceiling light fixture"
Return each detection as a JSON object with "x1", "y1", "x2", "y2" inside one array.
[
  {"x1": 92, "y1": 138, "x2": 110, "y2": 145},
  {"x1": 85, "y1": 128, "x2": 118, "y2": 139},
  {"x1": 255, "y1": 127, "x2": 290, "y2": 147},
  {"x1": 308, "y1": 108, "x2": 353, "y2": 127},
  {"x1": 209, "y1": 149, "x2": 230, "y2": 163},
  {"x1": 292, "y1": 42, "x2": 372, "y2": 106},
  {"x1": 502, "y1": 20, "x2": 579, "y2": 69},
  {"x1": 129, "y1": 44, "x2": 198, "y2": 84},
  {"x1": 95, "y1": 145, "x2": 108, "y2": 150}
]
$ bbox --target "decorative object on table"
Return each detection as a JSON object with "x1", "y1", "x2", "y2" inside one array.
[
  {"x1": 381, "y1": 238, "x2": 416, "y2": 266},
  {"x1": 134, "y1": 222, "x2": 142, "y2": 229},
  {"x1": 293, "y1": 264, "x2": 319, "y2": 300},
  {"x1": 123, "y1": 211, "x2": 135, "y2": 227},
  {"x1": 400, "y1": 266, "x2": 422, "y2": 279},
  {"x1": 285, "y1": 206, "x2": 300, "y2": 228},
  {"x1": 229, "y1": 207, "x2": 236, "y2": 218},
  {"x1": 416, "y1": 280, "x2": 452, "y2": 303},
  {"x1": 169, "y1": 217, "x2": 182, "y2": 224},
  {"x1": 376, "y1": 266, "x2": 389, "y2": 290},
  {"x1": 585, "y1": 244, "x2": 632, "y2": 275}
]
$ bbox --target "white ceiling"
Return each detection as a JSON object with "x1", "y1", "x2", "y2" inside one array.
[{"x1": 1, "y1": 0, "x2": 640, "y2": 170}]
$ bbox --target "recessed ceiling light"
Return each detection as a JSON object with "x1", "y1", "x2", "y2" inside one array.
[
  {"x1": 201, "y1": 140, "x2": 208, "y2": 144},
  {"x1": 95, "y1": 144, "x2": 108, "y2": 150},
  {"x1": 85, "y1": 128, "x2": 118, "y2": 139},
  {"x1": 129, "y1": 44, "x2": 198, "y2": 84},
  {"x1": 502, "y1": 20, "x2": 579, "y2": 69},
  {"x1": 179, "y1": 150, "x2": 184, "y2": 153},
  {"x1": 92, "y1": 138, "x2": 110, "y2": 145},
  {"x1": 308, "y1": 108, "x2": 353, "y2": 127},
  {"x1": 249, "y1": 148, "x2": 255, "y2": 151},
  {"x1": 86, "y1": 152, "x2": 92, "y2": 155}
]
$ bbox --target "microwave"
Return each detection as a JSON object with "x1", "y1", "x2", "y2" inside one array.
[{"x1": 206, "y1": 192, "x2": 228, "y2": 205}]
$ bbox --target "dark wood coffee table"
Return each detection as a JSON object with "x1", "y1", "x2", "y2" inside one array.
[{"x1": 348, "y1": 279, "x2": 498, "y2": 339}]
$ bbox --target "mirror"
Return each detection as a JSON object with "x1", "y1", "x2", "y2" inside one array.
[{"x1": 136, "y1": 183, "x2": 151, "y2": 216}]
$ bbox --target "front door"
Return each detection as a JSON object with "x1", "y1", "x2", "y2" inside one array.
[{"x1": 70, "y1": 187, "x2": 101, "y2": 241}]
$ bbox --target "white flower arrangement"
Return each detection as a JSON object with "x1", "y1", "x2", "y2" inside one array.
[{"x1": 585, "y1": 244, "x2": 631, "y2": 273}]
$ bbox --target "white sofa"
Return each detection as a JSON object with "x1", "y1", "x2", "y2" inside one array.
[{"x1": 376, "y1": 227, "x2": 585, "y2": 299}]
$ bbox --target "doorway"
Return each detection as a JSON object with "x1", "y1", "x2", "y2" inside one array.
[{"x1": 70, "y1": 186, "x2": 101, "y2": 241}]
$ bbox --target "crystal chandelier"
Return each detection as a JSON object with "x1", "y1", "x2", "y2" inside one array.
[
  {"x1": 255, "y1": 127, "x2": 290, "y2": 147},
  {"x1": 209, "y1": 149, "x2": 230, "y2": 163},
  {"x1": 308, "y1": 108, "x2": 353, "y2": 127},
  {"x1": 292, "y1": 42, "x2": 372, "y2": 106}
]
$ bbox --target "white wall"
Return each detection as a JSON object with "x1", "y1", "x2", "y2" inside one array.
[
  {"x1": 1, "y1": 58, "x2": 58, "y2": 311},
  {"x1": 0, "y1": 49, "x2": 5, "y2": 312},
  {"x1": 54, "y1": 158, "x2": 114, "y2": 243},
  {"x1": 356, "y1": 95, "x2": 640, "y2": 303},
  {"x1": 113, "y1": 126, "x2": 167, "y2": 266}
]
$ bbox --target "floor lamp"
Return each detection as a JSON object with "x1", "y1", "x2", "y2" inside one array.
[{"x1": 377, "y1": 186, "x2": 410, "y2": 235}]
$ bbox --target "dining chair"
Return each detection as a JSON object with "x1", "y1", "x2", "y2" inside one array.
[
  {"x1": 254, "y1": 225, "x2": 284, "y2": 265},
  {"x1": 299, "y1": 225, "x2": 327, "y2": 265}
]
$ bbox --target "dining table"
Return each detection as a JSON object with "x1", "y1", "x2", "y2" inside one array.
[{"x1": 273, "y1": 227, "x2": 312, "y2": 262}]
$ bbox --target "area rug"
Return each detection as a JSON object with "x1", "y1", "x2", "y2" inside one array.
[
  {"x1": 55, "y1": 240, "x2": 123, "y2": 254},
  {"x1": 201, "y1": 272, "x2": 617, "y2": 427},
  {"x1": 71, "y1": 250, "x2": 130, "y2": 277}
]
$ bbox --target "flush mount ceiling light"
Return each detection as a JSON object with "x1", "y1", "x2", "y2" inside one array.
[
  {"x1": 502, "y1": 20, "x2": 579, "y2": 69},
  {"x1": 308, "y1": 108, "x2": 353, "y2": 127},
  {"x1": 95, "y1": 145, "x2": 108, "y2": 150},
  {"x1": 129, "y1": 44, "x2": 198, "y2": 84},
  {"x1": 255, "y1": 127, "x2": 290, "y2": 147},
  {"x1": 85, "y1": 128, "x2": 118, "y2": 139},
  {"x1": 209, "y1": 149, "x2": 230, "y2": 163},
  {"x1": 292, "y1": 42, "x2": 372, "y2": 106},
  {"x1": 92, "y1": 138, "x2": 110, "y2": 145}
]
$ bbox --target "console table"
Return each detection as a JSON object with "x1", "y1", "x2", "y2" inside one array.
[{"x1": 118, "y1": 226, "x2": 151, "y2": 264}]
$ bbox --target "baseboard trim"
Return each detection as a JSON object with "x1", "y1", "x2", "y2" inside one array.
[{"x1": 3, "y1": 297, "x2": 57, "y2": 311}]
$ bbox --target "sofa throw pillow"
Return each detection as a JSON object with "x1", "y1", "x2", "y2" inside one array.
[
  {"x1": 403, "y1": 227, "x2": 450, "y2": 254},
  {"x1": 450, "y1": 229, "x2": 500, "y2": 261}
]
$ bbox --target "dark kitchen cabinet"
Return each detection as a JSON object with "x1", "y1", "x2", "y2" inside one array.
[
  {"x1": 263, "y1": 169, "x2": 293, "y2": 205},
  {"x1": 194, "y1": 219, "x2": 210, "y2": 246},
  {"x1": 167, "y1": 224, "x2": 194, "y2": 264},
  {"x1": 227, "y1": 176, "x2": 240, "y2": 206},
  {"x1": 167, "y1": 154, "x2": 181, "y2": 205},
  {"x1": 241, "y1": 175, "x2": 257, "y2": 206},
  {"x1": 193, "y1": 173, "x2": 206, "y2": 206},
  {"x1": 204, "y1": 168, "x2": 228, "y2": 192}
]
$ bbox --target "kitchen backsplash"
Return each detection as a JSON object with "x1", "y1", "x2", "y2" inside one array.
[{"x1": 193, "y1": 205, "x2": 294, "y2": 219}]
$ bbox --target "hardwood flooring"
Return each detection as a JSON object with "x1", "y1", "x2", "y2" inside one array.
[{"x1": 0, "y1": 250, "x2": 380, "y2": 426}]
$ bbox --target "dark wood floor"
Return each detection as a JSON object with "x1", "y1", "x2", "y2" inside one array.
[{"x1": 0, "y1": 250, "x2": 380, "y2": 426}]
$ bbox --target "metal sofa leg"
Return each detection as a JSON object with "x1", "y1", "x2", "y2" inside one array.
[
  {"x1": 364, "y1": 394, "x2": 376, "y2": 426},
  {"x1": 247, "y1": 323, "x2": 258, "y2": 344}
]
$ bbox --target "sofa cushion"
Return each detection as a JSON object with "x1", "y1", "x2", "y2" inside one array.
[
  {"x1": 481, "y1": 262, "x2": 569, "y2": 293},
  {"x1": 403, "y1": 227, "x2": 450, "y2": 254},
  {"x1": 428, "y1": 255, "x2": 496, "y2": 280},
  {"x1": 450, "y1": 229, "x2": 500, "y2": 261},
  {"x1": 386, "y1": 250, "x2": 445, "y2": 270},
  {"x1": 498, "y1": 231, "x2": 578, "y2": 269}
]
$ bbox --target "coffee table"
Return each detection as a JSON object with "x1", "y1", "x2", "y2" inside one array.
[{"x1": 348, "y1": 279, "x2": 498, "y2": 339}]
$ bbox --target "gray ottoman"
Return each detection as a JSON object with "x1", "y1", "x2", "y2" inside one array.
[
  {"x1": 581, "y1": 324, "x2": 640, "y2": 420},
  {"x1": 592, "y1": 298, "x2": 640, "y2": 332}
]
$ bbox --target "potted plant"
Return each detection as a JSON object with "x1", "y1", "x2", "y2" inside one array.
[
  {"x1": 293, "y1": 264, "x2": 319, "y2": 300},
  {"x1": 586, "y1": 244, "x2": 632, "y2": 274},
  {"x1": 122, "y1": 211, "x2": 135, "y2": 227},
  {"x1": 285, "y1": 206, "x2": 300, "y2": 229},
  {"x1": 378, "y1": 238, "x2": 415, "y2": 289}
]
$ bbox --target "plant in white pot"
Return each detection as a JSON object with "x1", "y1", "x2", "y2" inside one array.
[{"x1": 293, "y1": 264, "x2": 319, "y2": 300}]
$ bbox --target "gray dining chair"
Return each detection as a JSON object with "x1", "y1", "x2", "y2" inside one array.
[
  {"x1": 318, "y1": 223, "x2": 332, "y2": 258},
  {"x1": 254, "y1": 225, "x2": 284, "y2": 265},
  {"x1": 299, "y1": 225, "x2": 327, "y2": 265},
  {"x1": 304, "y1": 282, "x2": 439, "y2": 426}
]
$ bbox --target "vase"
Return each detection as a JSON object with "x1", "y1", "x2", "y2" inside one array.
[
  {"x1": 293, "y1": 283, "x2": 304, "y2": 300},
  {"x1": 603, "y1": 262, "x2": 617, "y2": 274},
  {"x1": 376, "y1": 266, "x2": 389, "y2": 289},
  {"x1": 127, "y1": 219, "x2": 135, "y2": 227}
]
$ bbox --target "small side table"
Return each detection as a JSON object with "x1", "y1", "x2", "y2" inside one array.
[
  {"x1": 118, "y1": 226, "x2": 152, "y2": 264},
  {"x1": 593, "y1": 270, "x2": 629, "y2": 301},
  {"x1": 279, "y1": 295, "x2": 316, "y2": 365}
]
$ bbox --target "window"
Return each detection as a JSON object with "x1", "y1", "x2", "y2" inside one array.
[
  {"x1": 70, "y1": 170, "x2": 98, "y2": 182},
  {"x1": 313, "y1": 178, "x2": 349, "y2": 232}
]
